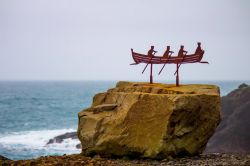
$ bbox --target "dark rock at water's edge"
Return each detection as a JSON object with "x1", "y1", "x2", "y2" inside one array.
[
  {"x1": 46, "y1": 132, "x2": 77, "y2": 144},
  {"x1": 46, "y1": 132, "x2": 82, "y2": 149},
  {"x1": 76, "y1": 143, "x2": 82, "y2": 149},
  {"x1": 205, "y1": 83, "x2": 250, "y2": 153},
  {"x1": 238, "y1": 83, "x2": 248, "y2": 89},
  {"x1": 0, "y1": 155, "x2": 11, "y2": 161},
  {"x1": 0, "y1": 155, "x2": 12, "y2": 165}
]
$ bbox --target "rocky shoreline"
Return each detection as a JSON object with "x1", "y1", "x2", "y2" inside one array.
[
  {"x1": 1, "y1": 83, "x2": 250, "y2": 165},
  {"x1": 1, "y1": 153, "x2": 250, "y2": 166},
  {"x1": 46, "y1": 83, "x2": 250, "y2": 154}
]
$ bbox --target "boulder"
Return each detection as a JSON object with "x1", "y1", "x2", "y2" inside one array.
[
  {"x1": 46, "y1": 132, "x2": 77, "y2": 144},
  {"x1": 77, "y1": 81, "x2": 221, "y2": 159},
  {"x1": 205, "y1": 83, "x2": 250, "y2": 153},
  {"x1": 46, "y1": 131, "x2": 82, "y2": 149}
]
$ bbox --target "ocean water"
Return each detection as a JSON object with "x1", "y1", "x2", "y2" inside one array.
[
  {"x1": 0, "y1": 81, "x2": 115, "y2": 160},
  {"x1": 0, "y1": 80, "x2": 249, "y2": 160}
]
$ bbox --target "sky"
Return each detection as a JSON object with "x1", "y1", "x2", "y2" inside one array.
[{"x1": 0, "y1": 0, "x2": 249, "y2": 81}]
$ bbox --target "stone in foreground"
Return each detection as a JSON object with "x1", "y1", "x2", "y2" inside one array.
[{"x1": 77, "y1": 81, "x2": 221, "y2": 159}]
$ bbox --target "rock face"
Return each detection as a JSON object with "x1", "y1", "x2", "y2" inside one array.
[
  {"x1": 77, "y1": 81, "x2": 221, "y2": 159},
  {"x1": 205, "y1": 83, "x2": 250, "y2": 153}
]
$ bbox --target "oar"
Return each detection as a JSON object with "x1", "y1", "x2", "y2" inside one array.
[
  {"x1": 158, "y1": 64, "x2": 166, "y2": 75},
  {"x1": 142, "y1": 52, "x2": 156, "y2": 74},
  {"x1": 142, "y1": 63, "x2": 149, "y2": 74},
  {"x1": 174, "y1": 53, "x2": 187, "y2": 75},
  {"x1": 174, "y1": 64, "x2": 181, "y2": 75},
  {"x1": 159, "y1": 51, "x2": 174, "y2": 75}
]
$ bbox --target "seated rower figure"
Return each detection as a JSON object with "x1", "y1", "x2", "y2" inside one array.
[
  {"x1": 163, "y1": 46, "x2": 174, "y2": 58},
  {"x1": 147, "y1": 46, "x2": 157, "y2": 57},
  {"x1": 195, "y1": 42, "x2": 202, "y2": 54},
  {"x1": 178, "y1": 45, "x2": 188, "y2": 58}
]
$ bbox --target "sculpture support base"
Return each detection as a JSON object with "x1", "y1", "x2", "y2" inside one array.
[
  {"x1": 150, "y1": 63, "x2": 153, "y2": 84},
  {"x1": 176, "y1": 63, "x2": 179, "y2": 86}
]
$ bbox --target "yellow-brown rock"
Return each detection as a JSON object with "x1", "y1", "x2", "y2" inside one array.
[{"x1": 77, "y1": 81, "x2": 221, "y2": 159}]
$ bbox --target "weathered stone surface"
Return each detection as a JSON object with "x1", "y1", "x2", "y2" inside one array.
[{"x1": 77, "y1": 81, "x2": 221, "y2": 159}]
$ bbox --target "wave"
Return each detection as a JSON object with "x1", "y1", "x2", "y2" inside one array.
[{"x1": 0, "y1": 129, "x2": 81, "y2": 160}]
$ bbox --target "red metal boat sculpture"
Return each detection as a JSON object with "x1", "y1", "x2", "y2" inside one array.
[{"x1": 130, "y1": 44, "x2": 208, "y2": 86}]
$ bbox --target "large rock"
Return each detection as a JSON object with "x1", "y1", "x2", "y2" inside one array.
[
  {"x1": 205, "y1": 83, "x2": 250, "y2": 153},
  {"x1": 77, "y1": 81, "x2": 221, "y2": 159}
]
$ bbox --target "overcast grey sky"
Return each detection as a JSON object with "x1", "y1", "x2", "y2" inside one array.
[{"x1": 0, "y1": 0, "x2": 249, "y2": 81}]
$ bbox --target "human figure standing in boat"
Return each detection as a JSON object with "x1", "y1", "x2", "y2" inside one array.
[
  {"x1": 148, "y1": 46, "x2": 157, "y2": 57},
  {"x1": 163, "y1": 46, "x2": 174, "y2": 58},
  {"x1": 195, "y1": 42, "x2": 202, "y2": 54},
  {"x1": 178, "y1": 45, "x2": 188, "y2": 58}
]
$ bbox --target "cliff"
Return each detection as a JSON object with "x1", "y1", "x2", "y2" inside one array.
[
  {"x1": 205, "y1": 83, "x2": 250, "y2": 153},
  {"x1": 77, "y1": 81, "x2": 221, "y2": 159}
]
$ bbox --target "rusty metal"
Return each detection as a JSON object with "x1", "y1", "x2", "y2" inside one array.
[
  {"x1": 158, "y1": 63, "x2": 166, "y2": 75},
  {"x1": 130, "y1": 43, "x2": 208, "y2": 86}
]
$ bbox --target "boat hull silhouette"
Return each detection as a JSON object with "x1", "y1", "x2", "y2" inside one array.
[{"x1": 131, "y1": 49, "x2": 208, "y2": 65}]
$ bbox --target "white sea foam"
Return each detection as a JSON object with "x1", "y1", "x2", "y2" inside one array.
[{"x1": 0, "y1": 129, "x2": 81, "y2": 155}]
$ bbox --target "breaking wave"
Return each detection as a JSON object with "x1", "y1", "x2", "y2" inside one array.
[{"x1": 0, "y1": 128, "x2": 80, "y2": 160}]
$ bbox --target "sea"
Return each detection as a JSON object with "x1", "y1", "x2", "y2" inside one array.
[{"x1": 0, "y1": 80, "x2": 249, "y2": 160}]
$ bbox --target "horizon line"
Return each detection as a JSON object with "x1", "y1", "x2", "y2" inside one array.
[{"x1": 0, "y1": 79, "x2": 249, "y2": 82}]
